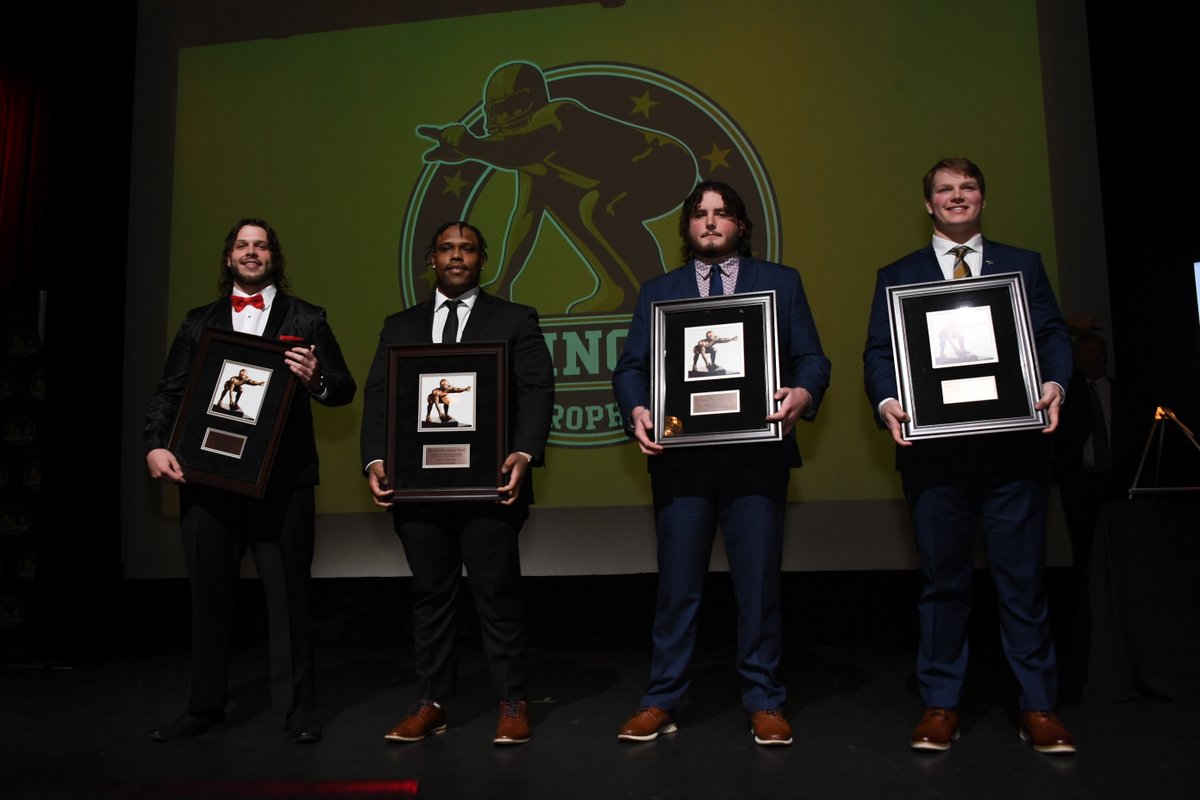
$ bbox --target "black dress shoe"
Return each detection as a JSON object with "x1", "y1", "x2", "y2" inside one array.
[
  {"x1": 149, "y1": 711, "x2": 225, "y2": 742},
  {"x1": 287, "y1": 705, "x2": 322, "y2": 744}
]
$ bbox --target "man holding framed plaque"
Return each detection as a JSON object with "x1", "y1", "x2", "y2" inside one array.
[
  {"x1": 863, "y1": 158, "x2": 1076, "y2": 754},
  {"x1": 360, "y1": 221, "x2": 554, "y2": 746},
  {"x1": 613, "y1": 181, "x2": 830, "y2": 746},
  {"x1": 144, "y1": 218, "x2": 356, "y2": 743}
]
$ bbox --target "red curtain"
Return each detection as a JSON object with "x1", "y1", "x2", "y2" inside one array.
[{"x1": 0, "y1": 66, "x2": 49, "y2": 299}]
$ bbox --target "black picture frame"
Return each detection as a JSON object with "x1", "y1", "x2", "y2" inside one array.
[
  {"x1": 651, "y1": 291, "x2": 781, "y2": 448},
  {"x1": 167, "y1": 328, "x2": 298, "y2": 497},
  {"x1": 887, "y1": 272, "x2": 1046, "y2": 440},
  {"x1": 385, "y1": 341, "x2": 507, "y2": 501}
]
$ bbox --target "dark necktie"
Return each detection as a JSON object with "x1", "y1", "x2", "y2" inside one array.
[
  {"x1": 708, "y1": 265, "x2": 723, "y2": 296},
  {"x1": 441, "y1": 299, "x2": 462, "y2": 344},
  {"x1": 950, "y1": 245, "x2": 973, "y2": 279},
  {"x1": 1088, "y1": 381, "x2": 1112, "y2": 471},
  {"x1": 230, "y1": 293, "x2": 265, "y2": 312}
]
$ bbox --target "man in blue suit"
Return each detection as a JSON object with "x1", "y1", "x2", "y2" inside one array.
[
  {"x1": 863, "y1": 158, "x2": 1076, "y2": 754},
  {"x1": 613, "y1": 181, "x2": 831, "y2": 746}
]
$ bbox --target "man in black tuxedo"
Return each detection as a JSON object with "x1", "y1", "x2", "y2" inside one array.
[
  {"x1": 360, "y1": 221, "x2": 553, "y2": 746},
  {"x1": 612, "y1": 182, "x2": 831, "y2": 747},
  {"x1": 144, "y1": 218, "x2": 356, "y2": 743},
  {"x1": 863, "y1": 158, "x2": 1076, "y2": 754}
]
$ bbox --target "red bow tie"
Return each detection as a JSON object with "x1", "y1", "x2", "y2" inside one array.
[{"x1": 231, "y1": 294, "x2": 265, "y2": 312}]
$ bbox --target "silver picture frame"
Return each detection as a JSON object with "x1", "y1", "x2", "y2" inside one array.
[
  {"x1": 888, "y1": 272, "x2": 1046, "y2": 440},
  {"x1": 651, "y1": 291, "x2": 781, "y2": 448}
]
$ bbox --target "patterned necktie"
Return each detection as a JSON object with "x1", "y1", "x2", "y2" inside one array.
[
  {"x1": 950, "y1": 245, "x2": 973, "y2": 279},
  {"x1": 230, "y1": 293, "x2": 265, "y2": 312},
  {"x1": 441, "y1": 299, "x2": 462, "y2": 344},
  {"x1": 708, "y1": 265, "x2": 723, "y2": 296}
]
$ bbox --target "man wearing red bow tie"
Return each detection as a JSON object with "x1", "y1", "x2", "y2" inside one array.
[{"x1": 144, "y1": 218, "x2": 356, "y2": 744}]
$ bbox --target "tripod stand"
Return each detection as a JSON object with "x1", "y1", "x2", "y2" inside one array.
[{"x1": 1128, "y1": 406, "x2": 1200, "y2": 498}]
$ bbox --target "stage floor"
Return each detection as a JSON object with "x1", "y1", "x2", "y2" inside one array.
[{"x1": 2, "y1": 640, "x2": 1193, "y2": 799}]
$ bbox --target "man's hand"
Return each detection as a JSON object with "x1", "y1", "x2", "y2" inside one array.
[
  {"x1": 629, "y1": 405, "x2": 663, "y2": 456},
  {"x1": 1036, "y1": 382, "x2": 1064, "y2": 434},
  {"x1": 285, "y1": 345, "x2": 322, "y2": 393},
  {"x1": 366, "y1": 461, "x2": 394, "y2": 509},
  {"x1": 879, "y1": 399, "x2": 913, "y2": 447},
  {"x1": 497, "y1": 452, "x2": 531, "y2": 506},
  {"x1": 766, "y1": 386, "x2": 812, "y2": 436},
  {"x1": 146, "y1": 448, "x2": 186, "y2": 483}
]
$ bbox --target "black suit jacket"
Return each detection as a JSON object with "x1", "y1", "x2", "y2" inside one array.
[
  {"x1": 359, "y1": 291, "x2": 555, "y2": 504},
  {"x1": 144, "y1": 292, "x2": 356, "y2": 487},
  {"x1": 863, "y1": 239, "x2": 1072, "y2": 479}
]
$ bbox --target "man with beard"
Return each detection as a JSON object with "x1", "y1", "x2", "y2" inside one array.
[
  {"x1": 145, "y1": 218, "x2": 356, "y2": 743},
  {"x1": 612, "y1": 182, "x2": 830, "y2": 746},
  {"x1": 863, "y1": 157, "x2": 1076, "y2": 753}
]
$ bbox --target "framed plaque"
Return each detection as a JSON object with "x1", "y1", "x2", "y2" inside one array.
[
  {"x1": 888, "y1": 272, "x2": 1046, "y2": 440},
  {"x1": 167, "y1": 328, "x2": 298, "y2": 497},
  {"x1": 385, "y1": 341, "x2": 507, "y2": 501},
  {"x1": 651, "y1": 291, "x2": 781, "y2": 448}
]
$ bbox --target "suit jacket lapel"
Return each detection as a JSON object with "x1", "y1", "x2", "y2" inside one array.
[
  {"x1": 461, "y1": 291, "x2": 492, "y2": 341},
  {"x1": 671, "y1": 263, "x2": 701, "y2": 298},
  {"x1": 409, "y1": 298, "x2": 435, "y2": 343},
  {"x1": 917, "y1": 246, "x2": 943, "y2": 281},
  {"x1": 261, "y1": 291, "x2": 289, "y2": 340},
  {"x1": 207, "y1": 298, "x2": 234, "y2": 331},
  {"x1": 979, "y1": 237, "x2": 997, "y2": 276},
  {"x1": 734, "y1": 258, "x2": 758, "y2": 293}
]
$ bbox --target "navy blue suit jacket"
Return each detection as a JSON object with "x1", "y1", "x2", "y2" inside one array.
[
  {"x1": 613, "y1": 258, "x2": 831, "y2": 472},
  {"x1": 863, "y1": 239, "x2": 1072, "y2": 479}
]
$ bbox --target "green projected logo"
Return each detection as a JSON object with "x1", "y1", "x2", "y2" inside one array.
[{"x1": 400, "y1": 61, "x2": 779, "y2": 447}]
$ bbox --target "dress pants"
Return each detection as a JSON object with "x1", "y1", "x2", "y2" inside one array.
[
  {"x1": 904, "y1": 474, "x2": 1058, "y2": 711},
  {"x1": 643, "y1": 467, "x2": 789, "y2": 714},
  {"x1": 179, "y1": 483, "x2": 315, "y2": 716},
  {"x1": 393, "y1": 501, "x2": 528, "y2": 701}
]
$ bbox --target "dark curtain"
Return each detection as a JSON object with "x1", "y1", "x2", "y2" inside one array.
[
  {"x1": 0, "y1": 66, "x2": 49, "y2": 301},
  {"x1": 0, "y1": 63, "x2": 48, "y2": 661}
]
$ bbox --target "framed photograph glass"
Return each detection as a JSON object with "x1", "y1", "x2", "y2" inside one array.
[
  {"x1": 651, "y1": 291, "x2": 781, "y2": 448},
  {"x1": 888, "y1": 272, "x2": 1046, "y2": 440},
  {"x1": 167, "y1": 328, "x2": 298, "y2": 497},
  {"x1": 385, "y1": 341, "x2": 507, "y2": 501}
]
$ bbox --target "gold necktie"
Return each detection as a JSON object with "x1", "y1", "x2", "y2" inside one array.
[{"x1": 950, "y1": 245, "x2": 973, "y2": 279}]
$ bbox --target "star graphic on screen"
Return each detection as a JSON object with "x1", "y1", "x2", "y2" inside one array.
[
  {"x1": 630, "y1": 89, "x2": 659, "y2": 119},
  {"x1": 441, "y1": 169, "x2": 470, "y2": 198},
  {"x1": 702, "y1": 142, "x2": 732, "y2": 172}
]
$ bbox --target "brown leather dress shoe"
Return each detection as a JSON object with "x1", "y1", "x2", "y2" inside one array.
[
  {"x1": 1019, "y1": 711, "x2": 1077, "y2": 754},
  {"x1": 910, "y1": 707, "x2": 960, "y2": 751},
  {"x1": 384, "y1": 700, "x2": 447, "y2": 742},
  {"x1": 493, "y1": 700, "x2": 531, "y2": 745},
  {"x1": 617, "y1": 706, "x2": 677, "y2": 742},
  {"x1": 750, "y1": 709, "x2": 793, "y2": 746}
]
